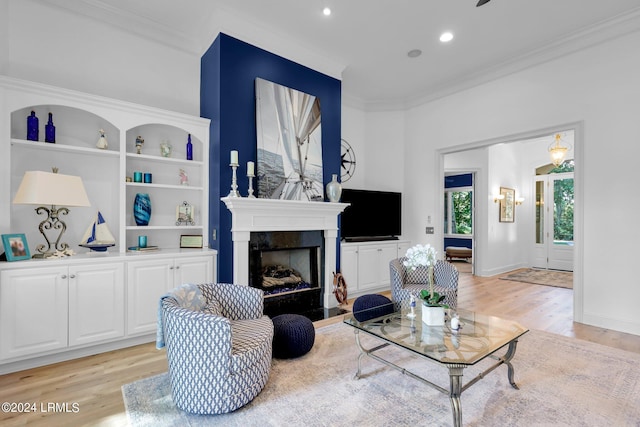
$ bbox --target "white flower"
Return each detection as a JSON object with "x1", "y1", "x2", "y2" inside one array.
[{"x1": 403, "y1": 244, "x2": 437, "y2": 271}]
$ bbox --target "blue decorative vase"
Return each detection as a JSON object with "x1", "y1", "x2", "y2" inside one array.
[
  {"x1": 133, "y1": 193, "x2": 151, "y2": 226},
  {"x1": 27, "y1": 111, "x2": 39, "y2": 141}
]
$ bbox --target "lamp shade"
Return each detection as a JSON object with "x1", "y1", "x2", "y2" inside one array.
[{"x1": 13, "y1": 171, "x2": 91, "y2": 207}]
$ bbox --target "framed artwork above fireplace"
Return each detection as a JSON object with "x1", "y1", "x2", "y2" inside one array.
[{"x1": 255, "y1": 78, "x2": 324, "y2": 201}]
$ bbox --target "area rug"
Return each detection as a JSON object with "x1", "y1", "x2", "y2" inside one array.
[
  {"x1": 501, "y1": 268, "x2": 573, "y2": 289},
  {"x1": 123, "y1": 323, "x2": 640, "y2": 427}
]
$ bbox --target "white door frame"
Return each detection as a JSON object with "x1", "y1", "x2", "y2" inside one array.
[{"x1": 437, "y1": 121, "x2": 584, "y2": 323}]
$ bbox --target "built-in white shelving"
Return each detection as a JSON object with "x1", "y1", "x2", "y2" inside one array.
[{"x1": 0, "y1": 76, "x2": 217, "y2": 373}]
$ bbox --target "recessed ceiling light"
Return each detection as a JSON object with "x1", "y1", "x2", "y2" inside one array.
[
  {"x1": 407, "y1": 49, "x2": 422, "y2": 58},
  {"x1": 323, "y1": 7, "x2": 331, "y2": 16},
  {"x1": 440, "y1": 32, "x2": 454, "y2": 43}
]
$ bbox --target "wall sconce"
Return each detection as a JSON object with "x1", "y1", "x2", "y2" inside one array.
[
  {"x1": 493, "y1": 194, "x2": 505, "y2": 203},
  {"x1": 515, "y1": 197, "x2": 525, "y2": 205}
]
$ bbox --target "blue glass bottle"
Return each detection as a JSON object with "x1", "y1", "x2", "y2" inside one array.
[
  {"x1": 186, "y1": 133, "x2": 193, "y2": 160},
  {"x1": 45, "y1": 112, "x2": 56, "y2": 143},
  {"x1": 27, "y1": 111, "x2": 39, "y2": 141}
]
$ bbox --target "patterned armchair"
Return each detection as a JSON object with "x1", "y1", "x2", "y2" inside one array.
[
  {"x1": 389, "y1": 257, "x2": 459, "y2": 310},
  {"x1": 160, "y1": 282, "x2": 273, "y2": 414}
]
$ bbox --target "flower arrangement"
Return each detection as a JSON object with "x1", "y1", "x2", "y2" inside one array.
[{"x1": 403, "y1": 244, "x2": 448, "y2": 308}]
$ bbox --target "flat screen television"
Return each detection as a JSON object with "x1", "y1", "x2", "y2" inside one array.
[{"x1": 340, "y1": 189, "x2": 401, "y2": 242}]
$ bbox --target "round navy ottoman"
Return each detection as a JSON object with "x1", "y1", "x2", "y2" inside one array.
[
  {"x1": 352, "y1": 294, "x2": 394, "y2": 322},
  {"x1": 272, "y1": 314, "x2": 316, "y2": 359}
]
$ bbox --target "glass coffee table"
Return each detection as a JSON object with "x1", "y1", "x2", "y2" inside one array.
[{"x1": 343, "y1": 302, "x2": 528, "y2": 427}]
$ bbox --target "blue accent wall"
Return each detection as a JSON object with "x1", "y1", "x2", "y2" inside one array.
[
  {"x1": 201, "y1": 33, "x2": 342, "y2": 283},
  {"x1": 445, "y1": 173, "x2": 472, "y2": 188},
  {"x1": 444, "y1": 237, "x2": 472, "y2": 249}
]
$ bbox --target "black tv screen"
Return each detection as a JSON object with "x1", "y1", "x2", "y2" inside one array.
[{"x1": 340, "y1": 189, "x2": 401, "y2": 241}]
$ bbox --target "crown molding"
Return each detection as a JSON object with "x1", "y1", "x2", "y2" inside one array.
[
  {"x1": 361, "y1": 6, "x2": 640, "y2": 112},
  {"x1": 42, "y1": 0, "x2": 202, "y2": 54},
  {"x1": 37, "y1": 1, "x2": 640, "y2": 111}
]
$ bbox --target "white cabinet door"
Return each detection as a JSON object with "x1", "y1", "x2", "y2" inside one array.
[
  {"x1": 397, "y1": 241, "x2": 410, "y2": 258},
  {"x1": 357, "y1": 246, "x2": 382, "y2": 291},
  {"x1": 378, "y1": 244, "x2": 399, "y2": 288},
  {"x1": 69, "y1": 263, "x2": 125, "y2": 346},
  {"x1": 173, "y1": 256, "x2": 213, "y2": 286},
  {"x1": 127, "y1": 259, "x2": 173, "y2": 336},
  {"x1": 0, "y1": 267, "x2": 68, "y2": 360},
  {"x1": 340, "y1": 245, "x2": 359, "y2": 291}
]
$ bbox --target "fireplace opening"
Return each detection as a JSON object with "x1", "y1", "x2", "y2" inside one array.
[{"x1": 249, "y1": 231, "x2": 324, "y2": 319}]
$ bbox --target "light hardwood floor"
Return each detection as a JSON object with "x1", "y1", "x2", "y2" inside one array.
[{"x1": 2, "y1": 270, "x2": 640, "y2": 426}]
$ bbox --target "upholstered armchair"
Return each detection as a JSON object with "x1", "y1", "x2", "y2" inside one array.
[
  {"x1": 159, "y1": 282, "x2": 273, "y2": 415},
  {"x1": 389, "y1": 257, "x2": 459, "y2": 310}
]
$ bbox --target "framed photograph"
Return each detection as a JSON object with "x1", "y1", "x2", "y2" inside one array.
[
  {"x1": 180, "y1": 234, "x2": 203, "y2": 249},
  {"x1": 176, "y1": 201, "x2": 195, "y2": 226},
  {"x1": 499, "y1": 187, "x2": 515, "y2": 223},
  {"x1": 1, "y1": 233, "x2": 31, "y2": 261}
]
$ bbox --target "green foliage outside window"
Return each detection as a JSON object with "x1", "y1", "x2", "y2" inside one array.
[
  {"x1": 550, "y1": 161, "x2": 574, "y2": 243},
  {"x1": 445, "y1": 190, "x2": 472, "y2": 235}
]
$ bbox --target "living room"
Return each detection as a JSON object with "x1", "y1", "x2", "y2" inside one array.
[{"x1": 2, "y1": 0, "x2": 640, "y2": 425}]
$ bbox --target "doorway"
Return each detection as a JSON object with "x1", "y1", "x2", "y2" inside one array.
[
  {"x1": 439, "y1": 122, "x2": 583, "y2": 322},
  {"x1": 532, "y1": 168, "x2": 574, "y2": 271}
]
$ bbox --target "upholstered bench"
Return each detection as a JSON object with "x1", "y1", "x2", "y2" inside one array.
[
  {"x1": 272, "y1": 314, "x2": 315, "y2": 359},
  {"x1": 445, "y1": 246, "x2": 472, "y2": 262}
]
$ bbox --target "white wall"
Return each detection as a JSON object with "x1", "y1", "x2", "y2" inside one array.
[
  {"x1": 401, "y1": 30, "x2": 640, "y2": 335},
  {"x1": 341, "y1": 106, "x2": 405, "y2": 193},
  {"x1": 485, "y1": 143, "x2": 527, "y2": 275},
  {"x1": 6, "y1": 0, "x2": 200, "y2": 115}
]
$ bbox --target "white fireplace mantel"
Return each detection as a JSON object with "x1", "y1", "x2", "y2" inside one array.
[{"x1": 222, "y1": 197, "x2": 348, "y2": 308}]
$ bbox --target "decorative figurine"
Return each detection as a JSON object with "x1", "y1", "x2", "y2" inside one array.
[
  {"x1": 179, "y1": 169, "x2": 189, "y2": 186},
  {"x1": 96, "y1": 129, "x2": 108, "y2": 149},
  {"x1": 27, "y1": 110, "x2": 39, "y2": 141},
  {"x1": 160, "y1": 140, "x2": 172, "y2": 157},
  {"x1": 135, "y1": 136, "x2": 144, "y2": 154}
]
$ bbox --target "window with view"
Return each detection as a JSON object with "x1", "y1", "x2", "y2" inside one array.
[{"x1": 444, "y1": 188, "x2": 473, "y2": 236}]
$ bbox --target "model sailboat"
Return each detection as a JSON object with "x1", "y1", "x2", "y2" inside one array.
[{"x1": 79, "y1": 211, "x2": 116, "y2": 252}]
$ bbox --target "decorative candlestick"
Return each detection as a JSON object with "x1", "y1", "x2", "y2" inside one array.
[
  {"x1": 407, "y1": 294, "x2": 416, "y2": 319},
  {"x1": 228, "y1": 150, "x2": 240, "y2": 197},
  {"x1": 247, "y1": 161, "x2": 256, "y2": 198}
]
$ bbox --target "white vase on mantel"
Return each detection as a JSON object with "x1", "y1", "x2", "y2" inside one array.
[
  {"x1": 325, "y1": 174, "x2": 342, "y2": 202},
  {"x1": 421, "y1": 304, "x2": 445, "y2": 326}
]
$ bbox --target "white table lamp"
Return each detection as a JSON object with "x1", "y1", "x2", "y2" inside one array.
[{"x1": 13, "y1": 169, "x2": 91, "y2": 258}]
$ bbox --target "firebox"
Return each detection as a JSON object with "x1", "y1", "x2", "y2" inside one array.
[{"x1": 249, "y1": 230, "x2": 324, "y2": 319}]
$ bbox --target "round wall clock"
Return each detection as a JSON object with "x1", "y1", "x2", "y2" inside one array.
[{"x1": 340, "y1": 138, "x2": 356, "y2": 182}]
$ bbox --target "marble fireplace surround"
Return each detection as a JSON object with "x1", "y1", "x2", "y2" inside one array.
[{"x1": 221, "y1": 197, "x2": 348, "y2": 309}]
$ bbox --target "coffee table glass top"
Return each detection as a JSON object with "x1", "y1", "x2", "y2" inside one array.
[{"x1": 343, "y1": 302, "x2": 528, "y2": 365}]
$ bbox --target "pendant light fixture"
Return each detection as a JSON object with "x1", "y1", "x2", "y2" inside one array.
[{"x1": 548, "y1": 133, "x2": 570, "y2": 167}]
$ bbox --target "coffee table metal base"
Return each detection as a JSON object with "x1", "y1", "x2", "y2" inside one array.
[{"x1": 352, "y1": 330, "x2": 521, "y2": 427}]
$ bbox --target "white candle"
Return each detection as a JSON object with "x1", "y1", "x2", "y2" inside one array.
[
  {"x1": 451, "y1": 316, "x2": 459, "y2": 330},
  {"x1": 247, "y1": 161, "x2": 255, "y2": 176},
  {"x1": 230, "y1": 150, "x2": 238, "y2": 165}
]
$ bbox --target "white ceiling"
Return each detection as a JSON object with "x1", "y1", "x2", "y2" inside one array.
[{"x1": 57, "y1": 0, "x2": 640, "y2": 110}]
